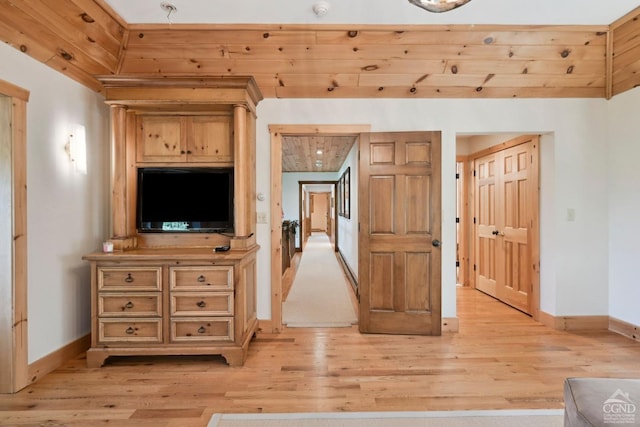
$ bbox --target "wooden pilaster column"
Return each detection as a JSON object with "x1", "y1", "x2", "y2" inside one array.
[
  {"x1": 110, "y1": 105, "x2": 128, "y2": 239},
  {"x1": 233, "y1": 104, "x2": 249, "y2": 239}
]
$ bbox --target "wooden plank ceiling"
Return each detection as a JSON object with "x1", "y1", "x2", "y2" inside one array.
[
  {"x1": 1, "y1": 1, "x2": 639, "y2": 100},
  {"x1": 282, "y1": 135, "x2": 357, "y2": 172},
  {"x1": 1, "y1": 1, "x2": 639, "y2": 171}
]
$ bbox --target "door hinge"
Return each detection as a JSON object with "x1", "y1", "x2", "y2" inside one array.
[
  {"x1": 456, "y1": 217, "x2": 460, "y2": 223},
  {"x1": 456, "y1": 173, "x2": 460, "y2": 179},
  {"x1": 473, "y1": 169, "x2": 476, "y2": 177},
  {"x1": 473, "y1": 217, "x2": 476, "y2": 224},
  {"x1": 456, "y1": 261, "x2": 460, "y2": 267},
  {"x1": 473, "y1": 264, "x2": 477, "y2": 271},
  {"x1": 358, "y1": 150, "x2": 360, "y2": 160},
  {"x1": 358, "y1": 222, "x2": 360, "y2": 232}
]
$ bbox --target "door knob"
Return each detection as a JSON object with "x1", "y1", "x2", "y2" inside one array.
[{"x1": 432, "y1": 239, "x2": 441, "y2": 247}]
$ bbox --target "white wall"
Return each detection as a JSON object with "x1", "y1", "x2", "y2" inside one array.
[
  {"x1": 1, "y1": 39, "x2": 626, "y2": 358},
  {"x1": 255, "y1": 97, "x2": 610, "y2": 321},
  {"x1": 0, "y1": 43, "x2": 110, "y2": 362},
  {"x1": 337, "y1": 142, "x2": 358, "y2": 278},
  {"x1": 607, "y1": 86, "x2": 640, "y2": 326}
]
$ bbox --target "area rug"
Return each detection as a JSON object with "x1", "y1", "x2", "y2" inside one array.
[
  {"x1": 208, "y1": 410, "x2": 565, "y2": 427},
  {"x1": 282, "y1": 233, "x2": 358, "y2": 327}
]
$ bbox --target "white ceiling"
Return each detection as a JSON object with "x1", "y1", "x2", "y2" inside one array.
[{"x1": 103, "y1": 0, "x2": 640, "y2": 26}]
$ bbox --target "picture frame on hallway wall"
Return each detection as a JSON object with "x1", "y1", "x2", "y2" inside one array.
[
  {"x1": 343, "y1": 167, "x2": 350, "y2": 219},
  {"x1": 338, "y1": 167, "x2": 350, "y2": 219},
  {"x1": 338, "y1": 174, "x2": 344, "y2": 217}
]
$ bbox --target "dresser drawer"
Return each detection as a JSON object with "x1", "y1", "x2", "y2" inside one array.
[
  {"x1": 171, "y1": 292, "x2": 233, "y2": 316},
  {"x1": 98, "y1": 293, "x2": 161, "y2": 317},
  {"x1": 98, "y1": 319, "x2": 162, "y2": 343},
  {"x1": 170, "y1": 318, "x2": 234, "y2": 342},
  {"x1": 170, "y1": 266, "x2": 233, "y2": 291},
  {"x1": 98, "y1": 267, "x2": 161, "y2": 291}
]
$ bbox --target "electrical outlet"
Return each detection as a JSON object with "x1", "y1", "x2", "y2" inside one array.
[{"x1": 257, "y1": 211, "x2": 267, "y2": 224}]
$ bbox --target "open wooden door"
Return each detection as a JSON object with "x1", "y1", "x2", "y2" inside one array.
[{"x1": 359, "y1": 131, "x2": 441, "y2": 335}]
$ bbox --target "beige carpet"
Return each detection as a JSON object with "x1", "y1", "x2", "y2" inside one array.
[
  {"x1": 209, "y1": 410, "x2": 565, "y2": 427},
  {"x1": 283, "y1": 233, "x2": 358, "y2": 327}
]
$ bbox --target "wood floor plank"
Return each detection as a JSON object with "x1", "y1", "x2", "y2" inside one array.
[{"x1": 1, "y1": 287, "x2": 639, "y2": 426}]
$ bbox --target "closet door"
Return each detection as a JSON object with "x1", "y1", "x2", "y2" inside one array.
[
  {"x1": 474, "y1": 137, "x2": 538, "y2": 315},
  {"x1": 475, "y1": 153, "x2": 499, "y2": 297},
  {"x1": 495, "y1": 142, "x2": 535, "y2": 313}
]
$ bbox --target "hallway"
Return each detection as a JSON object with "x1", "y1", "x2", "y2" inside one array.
[{"x1": 282, "y1": 232, "x2": 358, "y2": 327}]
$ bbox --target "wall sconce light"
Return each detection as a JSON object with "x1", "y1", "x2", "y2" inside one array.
[{"x1": 66, "y1": 124, "x2": 87, "y2": 174}]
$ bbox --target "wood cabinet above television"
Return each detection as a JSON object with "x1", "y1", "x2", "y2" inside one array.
[
  {"x1": 137, "y1": 115, "x2": 233, "y2": 164},
  {"x1": 97, "y1": 76, "x2": 262, "y2": 250}
]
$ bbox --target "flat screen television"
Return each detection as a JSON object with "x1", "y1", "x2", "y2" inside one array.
[{"x1": 136, "y1": 167, "x2": 234, "y2": 233}]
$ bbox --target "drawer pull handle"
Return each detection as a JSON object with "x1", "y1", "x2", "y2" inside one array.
[
  {"x1": 197, "y1": 275, "x2": 206, "y2": 283},
  {"x1": 125, "y1": 327, "x2": 135, "y2": 335},
  {"x1": 197, "y1": 326, "x2": 206, "y2": 334},
  {"x1": 197, "y1": 301, "x2": 206, "y2": 308},
  {"x1": 124, "y1": 273, "x2": 134, "y2": 283},
  {"x1": 124, "y1": 301, "x2": 134, "y2": 309}
]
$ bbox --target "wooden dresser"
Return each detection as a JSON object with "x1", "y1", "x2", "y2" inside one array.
[
  {"x1": 84, "y1": 76, "x2": 262, "y2": 367},
  {"x1": 83, "y1": 247, "x2": 258, "y2": 367}
]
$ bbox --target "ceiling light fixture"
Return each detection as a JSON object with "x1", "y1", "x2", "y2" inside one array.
[{"x1": 408, "y1": 0, "x2": 473, "y2": 13}]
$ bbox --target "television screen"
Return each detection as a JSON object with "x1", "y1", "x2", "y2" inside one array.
[{"x1": 137, "y1": 167, "x2": 234, "y2": 233}]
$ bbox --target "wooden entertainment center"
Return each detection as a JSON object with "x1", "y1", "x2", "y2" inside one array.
[{"x1": 83, "y1": 77, "x2": 262, "y2": 367}]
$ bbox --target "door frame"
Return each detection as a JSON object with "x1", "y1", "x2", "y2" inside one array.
[
  {"x1": 0, "y1": 79, "x2": 29, "y2": 393},
  {"x1": 269, "y1": 124, "x2": 371, "y2": 333},
  {"x1": 299, "y1": 181, "x2": 338, "y2": 252}
]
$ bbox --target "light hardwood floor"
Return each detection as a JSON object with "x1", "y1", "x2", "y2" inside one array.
[{"x1": 2, "y1": 287, "x2": 640, "y2": 426}]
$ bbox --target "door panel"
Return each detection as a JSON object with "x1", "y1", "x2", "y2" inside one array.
[
  {"x1": 405, "y1": 175, "x2": 430, "y2": 233},
  {"x1": 496, "y1": 143, "x2": 532, "y2": 312},
  {"x1": 475, "y1": 154, "x2": 498, "y2": 296},
  {"x1": 474, "y1": 137, "x2": 538, "y2": 314},
  {"x1": 370, "y1": 176, "x2": 395, "y2": 233},
  {"x1": 359, "y1": 131, "x2": 441, "y2": 335}
]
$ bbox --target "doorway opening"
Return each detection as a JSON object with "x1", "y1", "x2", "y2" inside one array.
[
  {"x1": 456, "y1": 133, "x2": 541, "y2": 320},
  {"x1": 269, "y1": 124, "x2": 370, "y2": 332},
  {"x1": 282, "y1": 179, "x2": 358, "y2": 327},
  {"x1": 299, "y1": 182, "x2": 337, "y2": 252},
  {"x1": 0, "y1": 80, "x2": 29, "y2": 393}
]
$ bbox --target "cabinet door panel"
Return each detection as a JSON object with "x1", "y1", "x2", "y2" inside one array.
[
  {"x1": 188, "y1": 116, "x2": 233, "y2": 163},
  {"x1": 137, "y1": 116, "x2": 186, "y2": 162}
]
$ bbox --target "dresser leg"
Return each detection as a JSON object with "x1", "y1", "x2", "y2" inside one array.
[
  {"x1": 220, "y1": 349, "x2": 245, "y2": 366},
  {"x1": 86, "y1": 349, "x2": 108, "y2": 368}
]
